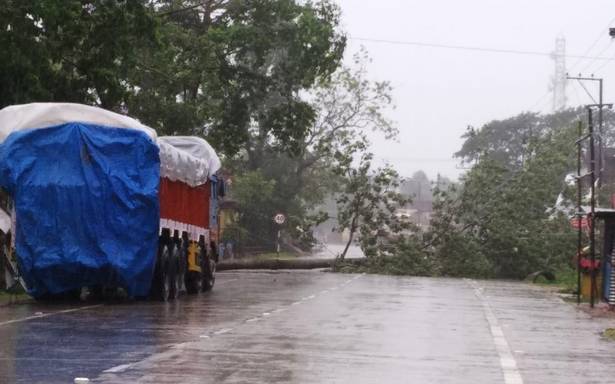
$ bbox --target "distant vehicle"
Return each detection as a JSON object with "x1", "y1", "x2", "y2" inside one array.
[{"x1": 0, "y1": 103, "x2": 224, "y2": 301}]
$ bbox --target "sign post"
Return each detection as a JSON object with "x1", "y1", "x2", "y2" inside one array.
[{"x1": 273, "y1": 213, "x2": 286, "y2": 255}]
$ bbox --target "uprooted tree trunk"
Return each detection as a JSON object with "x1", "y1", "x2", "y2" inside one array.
[
  {"x1": 339, "y1": 214, "x2": 358, "y2": 262},
  {"x1": 218, "y1": 257, "x2": 367, "y2": 271}
]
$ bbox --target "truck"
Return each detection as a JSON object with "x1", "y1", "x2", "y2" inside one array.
[{"x1": 0, "y1": 103, "x2": 224, "y2": 301}]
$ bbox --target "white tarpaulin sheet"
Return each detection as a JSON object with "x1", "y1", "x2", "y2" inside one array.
[
  {"x1": 0, "y1": 103, "x2": 157, "y2": 143},
  {"x1": 158, "y1": 136, "x2": 221, "y2": 187},
  {"x1": 0, "y1": 103, "x2": 220, "y2": 187}
]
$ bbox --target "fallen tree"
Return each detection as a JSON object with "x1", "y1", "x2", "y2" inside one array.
[{"x1": 217, "y1": 257, "x2": 367, "y2": 271}]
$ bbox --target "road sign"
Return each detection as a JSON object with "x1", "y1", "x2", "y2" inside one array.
[{"x1": 274, "y1": 213, "x2": 286, "y2": 225}]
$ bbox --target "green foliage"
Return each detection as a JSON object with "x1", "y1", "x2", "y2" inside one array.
[
  {"x1": 0, "y1": 0, "x2": 351, "y2": 252},
  {"x1": 226, "y1": 52, "x2": 397, "y2": 251},
  {"x1": 377, "y1": 237, "x2": 436, "y2": 276},
  {"x1": 428, "y1": 109, "x2": 581, "y2": 278},
  {"x1": 220, "y1": 223, "x2": 248, "y2": 244},
  {"x1": 0, "y1": 0, "x2": 158, "y2": 109},
  {"x1": 0, "y1": 0, "x2": 346, "y2": 157},
  {"x1": 129, "y1": 0, "x2": 346, "y2": 158},
  {"x1": 333, "y1": 151, "x2": 412, "y2": 261},
  {"x1": 343, "y1": 108, "x2": 586, "y2": 279},
  {"x1": 533, "y1": 266, "x2": 577, "y2": 294},
  {"x1": 230, "y1": 170, "x2": 277, "y2": 247}
]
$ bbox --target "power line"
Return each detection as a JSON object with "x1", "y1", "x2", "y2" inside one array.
[
  {"x1": 349, "y1": 36, "x2": 615, "y2": 62},
  {"x1": 570, "y1": 80, "x2": 585, "y2": 107},
  {"x1": 568, "y1": 17, "x2": 615, "y2": 72},
  {"x1": 578, "y1": 40, "x2": 614, "y2": 75},
  {"x1": 592, "y1": 49, "x2": 615, "y2": 75}
]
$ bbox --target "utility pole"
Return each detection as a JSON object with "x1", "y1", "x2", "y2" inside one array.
[
  {"x1": 576, "y1": 121, "x2": 582, "y2": 305},
  {"x1": 551, "y1": 35, "x2": 567, "y2": 111},
  {"x1": 578, "y1": 103, "x2": 613, "y2": 308},
  {"x1": 589, "y1": 108, "x2": 596, "y2": 308},
  {"x1": 599, "y1": 78, "x2": 604, "y2": 188},
  {"x1": 566, "y1": 76, "x2": 606, "y2": 189}
]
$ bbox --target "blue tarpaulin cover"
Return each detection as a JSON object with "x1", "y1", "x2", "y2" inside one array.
[{"x1": 0, "y1": 122, "x2": 160, "y2": 298}]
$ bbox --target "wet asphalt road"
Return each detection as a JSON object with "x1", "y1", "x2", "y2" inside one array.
[{"x1": 1, "y1": 271, "x2": 615, "y2": 383}]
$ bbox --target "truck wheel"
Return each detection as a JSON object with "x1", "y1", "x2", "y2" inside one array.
[
  {"x1": 162, "y1": 263, "x2": 172, "y2": 302},
  {"x1": 185, "y1": 271, "x2": 202, "y2": 294},
  {"x1": 177, "y1": 241, "x2": 188, "y2": 294},
  {"x1": 202, "y1": 255, "x2": 216, "y2": 292},
  {"x1": 168, "y1": 243, "x2": 180, "y2": 301},
  {"x1": 152, "y1": 242, "x2": 171, "y2": 302}
]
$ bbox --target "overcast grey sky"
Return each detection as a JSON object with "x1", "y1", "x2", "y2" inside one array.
[{"x1": 336, "y1": 0, "x2": 615, "y2": 180}]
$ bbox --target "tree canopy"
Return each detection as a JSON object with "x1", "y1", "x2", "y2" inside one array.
[
  {"x1": 0, "y1": 0, "x2": 346, "y2": 159},
  {"x1": 428, "y1": 108, "x2": 590, "y2": 278}
]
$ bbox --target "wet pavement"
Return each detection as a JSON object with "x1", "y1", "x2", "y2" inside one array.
[
  {"x1": 309, "y1": 243, "x2": 364, "y2": 259},
  {"x1": 1, "y1": 272, "x2": 615, "y2": 383}
]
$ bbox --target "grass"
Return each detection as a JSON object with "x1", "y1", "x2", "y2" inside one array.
[
  {"x1": 533, "y1": 267, "x2": 577, "y2": 294},
  {"x1": 603, "y1": 328, "x2": 615, "y2": 341},
  {"x1": 0, "y1": 289, "x2": 31, "y2": 304}
]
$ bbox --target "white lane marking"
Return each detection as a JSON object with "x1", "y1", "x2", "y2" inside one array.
[
  {"x1": 262, "y1": 312, "x2": 271, "y2": 316},
  {"x1": 466, "y1": 279, "x2": 524, "y2": 384},
  {"x1": 103, "y1": 363, "x2": 132, "y2": 373},
  {"x1": 102, "y1": 273, "x2": 369, "y2": 381},
  {"x1": 216, "y1": 278, "x2": 239, "y2": 286},
  {"x1": 320, "y1": 290, "x2": 329, "y2": 294},
  {"x1": 0, "y1": 304, "x2": 104, "y2": 327}
]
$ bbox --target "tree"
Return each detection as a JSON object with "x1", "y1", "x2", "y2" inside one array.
[
  {"x1": 429, "y1": 109, "x2": 581, "y2": 278},
  {"x1": 230, "y1": 170, "x2": 277, "y2": 250},
  {"x1": 333, "y1": 151, "x2": 410, "y2": 261},
  {"x1": 0, "y1": 0, "x2": 347, "y2": 160},
  {"x1": 226, "y1": 52, "x2": 398, "y2": 251},
  {"x1": 128, "y1": 0, "x2": 347, "y2": 160},
  {"x1": 0, "y1": 0, "x2": 158, "y2": 109}
]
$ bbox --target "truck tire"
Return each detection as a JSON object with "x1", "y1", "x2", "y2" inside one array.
[
  {"x1": 168, "y1": 243, "x2": 181, "y2": 301},
  {"x1": 152, "y1": 241, "x2": 171, "y2": 302},
  {"x1": 185, "y1": 271, "x2": 202, "y2": 294},
  {"x1": 202, "y1": 249, "x2": 215, "y2": 292},
  {"x1": 177, "y1": 240, "x2": 187, "y2": 294}
]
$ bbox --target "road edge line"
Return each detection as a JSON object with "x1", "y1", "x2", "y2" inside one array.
[{"x1": 466, "y1": 279, "x2": 524, "y2": 384}]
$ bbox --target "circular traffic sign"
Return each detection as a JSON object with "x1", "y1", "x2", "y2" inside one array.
[{"x1": 274, "y1": 213, "x2": 286, "y2": 225}]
